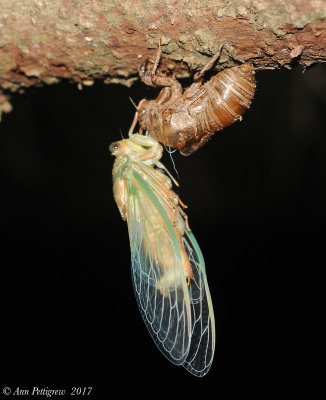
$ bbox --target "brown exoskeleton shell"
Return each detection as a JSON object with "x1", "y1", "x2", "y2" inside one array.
[{"x1": 130, "y1": 43, "x2": 256, "y2": 155}]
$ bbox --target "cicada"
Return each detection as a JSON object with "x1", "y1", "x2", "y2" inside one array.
[{"x1": 109, "y1": 133, "x2": 215, "y2": 376}]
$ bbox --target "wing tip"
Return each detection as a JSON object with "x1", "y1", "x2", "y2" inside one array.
[{"x1": 182, "y1": 360, "x2": 214, "y2": 377}]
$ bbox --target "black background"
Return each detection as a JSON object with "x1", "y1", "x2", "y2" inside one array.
[{"x1": 1, "y1": 62, "x2": 325, "y2": 398}]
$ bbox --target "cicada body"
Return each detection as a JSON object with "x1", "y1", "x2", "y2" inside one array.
[{"x1": 109, "y1": 134, "x2": 215, "y2": 376}]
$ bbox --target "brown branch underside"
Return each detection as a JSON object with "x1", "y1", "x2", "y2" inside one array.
[{"x1": 0, "y1": 0, "x2": 326, "y2": 119}]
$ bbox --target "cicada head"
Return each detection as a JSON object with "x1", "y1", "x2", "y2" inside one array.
[
  {"x1": 109, "y1": 141, "x2": 125, "y2": 157},
  {"x1": 109, "y1": 139, "x2": 143, "y2": 158}
]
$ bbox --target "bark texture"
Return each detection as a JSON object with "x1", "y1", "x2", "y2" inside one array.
[{"x1": 0, "y1": 0, "x2": 326, "y2": 119}]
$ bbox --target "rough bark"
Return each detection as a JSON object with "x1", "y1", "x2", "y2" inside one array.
[{"x1": 0, "y1": 0, "x2": 326, "y2": 119}]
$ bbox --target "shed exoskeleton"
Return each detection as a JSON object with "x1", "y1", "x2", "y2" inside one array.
[{"x1": 129, "y1": 41, "x2": 256, "y2": 155}]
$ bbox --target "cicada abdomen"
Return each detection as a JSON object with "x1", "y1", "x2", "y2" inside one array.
[
  {"x1": 176, "y1": 62, "x2": 256, "y2": 155},
  {"x1": 130, "y1": 42, "x2": 256, "y2": 155}
]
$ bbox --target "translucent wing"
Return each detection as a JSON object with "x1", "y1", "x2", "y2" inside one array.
[
  {"x1": 126, "y1": 168, "x2": 215, "y2": 375},
  {"x1": 127, "y1": 170, "x2": 192, "y2": 365},
  {"x1": 182, "y1": 227, "x2": 215, "y2": 376}
]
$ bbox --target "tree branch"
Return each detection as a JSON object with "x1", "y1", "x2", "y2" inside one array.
[{"x1": 1, "y1": 0, "x2": 325, "y2": 119}]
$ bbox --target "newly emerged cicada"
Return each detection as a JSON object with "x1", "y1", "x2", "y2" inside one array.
[{"x1": 109, "y1": 133, "x2": 215, "y2": 376}]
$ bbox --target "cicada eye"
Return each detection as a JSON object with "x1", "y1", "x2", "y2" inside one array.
[{"x1": 109, "y1": 142, "x2": 120, "y2": 153}]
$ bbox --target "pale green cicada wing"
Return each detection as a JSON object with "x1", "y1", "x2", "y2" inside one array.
[
  {"x1": 181, "y1": 227, "x2": 215, "y2": 376},
  {"x1": 127, "y1": 169, "x2": 192, "y2": 366},
  {"x1": 126, "y1": 168, "x2": 215, "y2": 376}
]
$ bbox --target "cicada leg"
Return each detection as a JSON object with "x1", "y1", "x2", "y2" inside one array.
[
  {"x1": 133, "y1": 164, "x2": 175, "y2": 207},
  {"x1": 177, "y1": 196, "x2": 188, "y2": 209},
  {"x1": 179, "y1": 207, "x2": 191, "y2": 232},
  {"x1": 177, "y1": 233, "x2": 194, "y2": 284},
  {"x1": 139, "y1": 164, "x2": 188, "y2": 225},
  {"x1": 150, "y1": 176, "x2": 178, "y2": 207},
  {"x1": 129, "y1": 134, "x2": 163, "y2": 161},
  {"x1": 150, "y1": 179, "x2": 191, "y2": 232},
  {"x1": 151, "y1": 159, "x2": 179, "y2": 187}
]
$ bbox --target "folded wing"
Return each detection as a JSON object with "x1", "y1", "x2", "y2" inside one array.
[{"x1": 127, "y1": 169, "x2": 215, "y2": 375}]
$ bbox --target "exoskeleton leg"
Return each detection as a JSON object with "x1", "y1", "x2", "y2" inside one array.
[
  {"x1": 194, "y1": 43, "x2": 224, "y2": 81},
  {"x1": 155, "y1": 87, "x2": 173, "y2": 105},
  {"x1": 128, "y1": 99, "x2": 146, "y2": 137},
  {"x1": 139, "y1": 38, "x2": 183, "y2": 95},
  {"x1": 151, "y1": 37, "x2": 163, "y2": 76}
]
